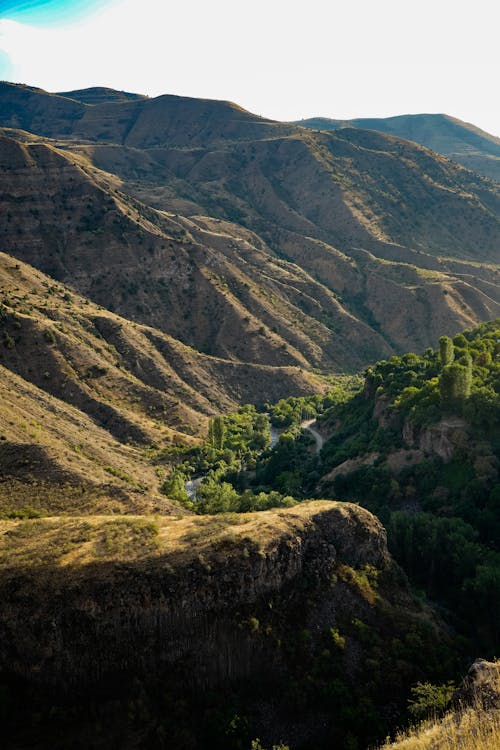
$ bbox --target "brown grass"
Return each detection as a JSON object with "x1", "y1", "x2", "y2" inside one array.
[
  {"x1": 0, "y1": 251, "x2": 327, "y2": 515},
  {"x1": 378, "y1": 677, "x2": 500, "y2": 750},
  {"x1": 0, "y1": 501, "x2": 342, "y2": 572}
]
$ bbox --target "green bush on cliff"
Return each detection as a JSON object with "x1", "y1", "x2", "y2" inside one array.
[{"x1": 408, "y1": 680, "x2": 455, "y2": 719}]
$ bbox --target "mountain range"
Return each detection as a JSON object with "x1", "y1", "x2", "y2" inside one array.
[
  {"x1": 0, "y1": 81, "x2": 499, "y2": 380},
  {"x1": 1, "y1": 81, "x2": 500, "y2": 749},
  {"x1": 296, "y1": 113, "x2": 500, "y2": 183}
]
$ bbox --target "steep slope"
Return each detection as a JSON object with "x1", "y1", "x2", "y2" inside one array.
[
  {"x1": 0, "y1": 252, "x2": 325, "y2": 514},
  {"x1": 296, "y1": 113, "x2": 500, "y2": 183},
  {"x1": 0, "y1": 501, "x2": 457, "y2": 750},
  {"x1": 1, "y1": 83, "x2": 499, "y2": 369},
  {"x1": 0, "y1": 363, "x2": 179, "y2": 516},
  {"x1": 277, "y1": 321, "x2": 500, "y2": 654},
  {"x1": 0, "y1": 130, "x2": 393, "y2": 369}
]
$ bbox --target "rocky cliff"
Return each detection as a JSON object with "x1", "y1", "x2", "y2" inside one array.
[
  {"x1": 0, "y1": 501, "x2": 451, "y2": 749},
  {"x1": 0, "y1": 502, "x2": 387, "y2": 688}
]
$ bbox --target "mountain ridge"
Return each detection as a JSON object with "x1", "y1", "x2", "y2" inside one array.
[
  {"x1": 295, "y1": 112, "x2": 500, "y2": 183},
  {"x1": 1, "y1": 83, "x2": 499, "y2": 374}
]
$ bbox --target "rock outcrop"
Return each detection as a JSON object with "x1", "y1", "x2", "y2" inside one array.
[
  {"x1": 455, "y1": 659, "x2": 500, "y2": 710},
  {"x1": 402, "y1": 416, "x2": 469, "y2": 463},
  {"x1": 0, "y1": 502, "x2": 388, "y2": 689}
]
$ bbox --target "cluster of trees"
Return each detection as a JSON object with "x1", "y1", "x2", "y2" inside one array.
[
  {"x1": 269, "y1": 376, "x2": 360, "y2": 429},
  {"x1": 319, "y1": 322, "x2": 500, "y2": 474},
  {"x1": 161, "y1": 381, "x2": 361, "y2": 514},
  {"x1": 161, "y1": 321, "x2": 500, "y2": 653},
  {"x1": 161, "y1": 405, "x2": 296, "y2": 513},
  {"x1": 192, "y1": 480, "x2": 295, "y2": 514},
  {"x1": 269, "y1": 395, "x2": 320, "y2": 428},
  {"x1": 318, "y1": 320, "x2": 500, "y2": 653}
]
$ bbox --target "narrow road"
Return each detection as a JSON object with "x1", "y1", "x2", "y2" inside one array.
[{"x1": 301, "y1": 419, "x2": 324, "y2": 454}]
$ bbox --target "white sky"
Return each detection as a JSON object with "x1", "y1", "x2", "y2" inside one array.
[{"x1": 1, "y1": 0, "x2": 500, "y2": 136}]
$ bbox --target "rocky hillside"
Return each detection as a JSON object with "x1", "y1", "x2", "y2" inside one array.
[
  {"x1": 1, "y1": 83, "x2": 499, "y2": 371},
  {"x1": 296, "y1": 113, "x2": 500, "y2": 183},
  {"x1": 0, "y1": 129, "x2": 390, "y2": 370},
  {"x1": 0, "y1": 251, "x2": 323, "y2": 515},
  {"x1": 0, "y1": 501, "x2": 457, "y2": 749}
]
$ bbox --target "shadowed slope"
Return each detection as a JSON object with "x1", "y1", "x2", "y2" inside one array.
[{"x1": 0, "y1": 252, "x2": 325, "y2": 513}]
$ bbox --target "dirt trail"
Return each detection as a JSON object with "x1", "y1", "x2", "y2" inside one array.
[{"x1": 301, "y1": 419, "x2": 324, "y2": 454}]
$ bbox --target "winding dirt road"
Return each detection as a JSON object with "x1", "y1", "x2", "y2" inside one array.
[{"x1": 301, "y1": 419, "x2": 324, "y2": 454}]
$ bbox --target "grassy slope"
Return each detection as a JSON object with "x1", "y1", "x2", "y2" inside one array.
[
  {"x1": 0, "y1": 500, "x2": 356, "y2": 571},
  {"x1": 379, "y1": 662, "x2": 500, "y2": 750}
]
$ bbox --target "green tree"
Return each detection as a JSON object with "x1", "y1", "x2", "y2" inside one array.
[
  {"x1": 408, "y1": 681, "x2": 455, "y2": 719},
  {"x1": 208, "y1": 416, "x2": 226, "y2": 450},
  {"x1": 439, "y1": 336, "x2": 455, "y2": 366},
  {"x1": 439, "y1": 363, "x2": 471, "y2": 402},
  {"x1": 195, "y1": 477, "x2": 239, "y2": 513},
  {"x1": 161, "y1": 469, "x2": 189, "y2": 504}
]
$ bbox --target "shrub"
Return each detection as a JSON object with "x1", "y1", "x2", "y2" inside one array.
[{"x1": 407, "y1": 680, "x2": 455, "y2": 719}]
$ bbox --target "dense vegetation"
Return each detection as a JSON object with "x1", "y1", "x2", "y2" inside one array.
[
  {"x1": 158, "y1": 404, "x2": 297, "y2": 512},
  {"x1": 147, "y1": 321, "x2": 500, "y2": 746},
  {"x1": 159, "y1": 378, "x2": 360, "y2": 513},
  {"x1": 256, "y1": 321, "x2": 500, "y2": 657},
  {"x1": 159, "y1": 321, "x2": 500, "y2": 655}
]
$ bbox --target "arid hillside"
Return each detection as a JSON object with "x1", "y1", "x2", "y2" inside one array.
[
  {"x1": 1, "y1": 83, "x2": 499, "y2": 371},
  {"x1": 297, "y1": 113, "x2": 500, "y2": 183},
  {"x1": 0, "y1": 252, "x2": 323, "y2": 514},
  {"x1": 0, "y1": 129, "x2": 392, "y2": 370}
]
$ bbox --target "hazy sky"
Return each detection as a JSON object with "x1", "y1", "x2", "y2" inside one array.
[{"x1": 1, "y1": 0, "x2": 499, "y2": 136}]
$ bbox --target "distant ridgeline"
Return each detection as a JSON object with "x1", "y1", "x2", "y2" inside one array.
[{"x1": 0, "y1": 82, "x2": 500, "y2": 374}]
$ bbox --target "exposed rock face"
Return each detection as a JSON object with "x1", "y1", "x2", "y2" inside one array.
[
  {"x1": 0, "y1": 503, "x2": 388, "y2": 690},
  {"x1": 403, "y1": 417, "x2": 469, "y2": 462},
  {"x1": 456, "y1": 659, "x2": 500, "y2": 709},
  {"x1": 323, "y1": 452, "x2": 380, "y2": 483},
  {"x1": 373, "y1": 394, "x2": 395, "y2": 429}
]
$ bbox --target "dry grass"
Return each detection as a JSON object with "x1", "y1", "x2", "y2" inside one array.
[
  {"x1": 0, "y1": 501, "x2": 342, "y2": 572},
  {"x1": 0, "y1": 363, "x2": 180, "y2": 515},
  {"x1": 0, "y1": 252, "x2": 328, "y2": 515},
  {"x1": 4, "y1": 105, "x2": 499, "y2": 376},
  {"x1": 379, "y1": 679, "x2": 500, "y2": 750}
]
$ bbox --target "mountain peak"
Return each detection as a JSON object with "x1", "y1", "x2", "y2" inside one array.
[{"x1": 57, "y1": 86, "x2": 148, "y2": 105}]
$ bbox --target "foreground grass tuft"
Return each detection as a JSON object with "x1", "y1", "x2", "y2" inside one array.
[{"x1": 379, "y1": 682, "x2": 500, "y2": 750}]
